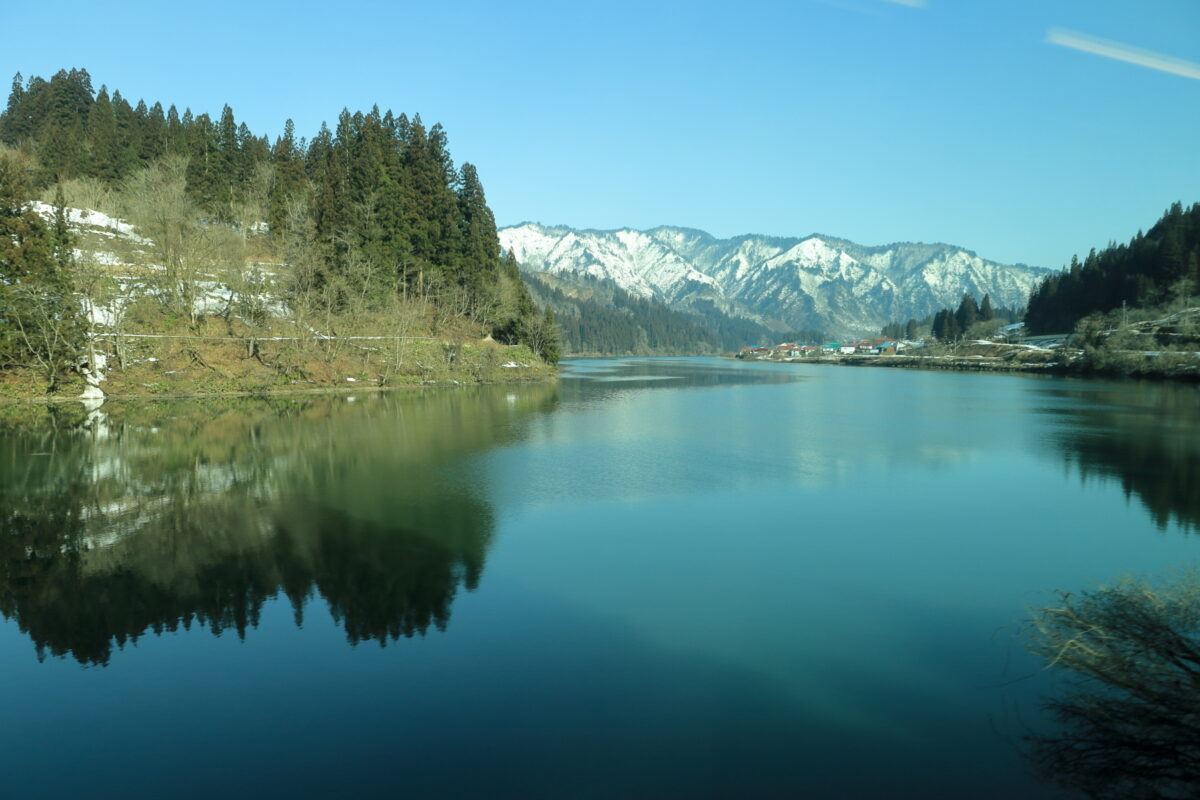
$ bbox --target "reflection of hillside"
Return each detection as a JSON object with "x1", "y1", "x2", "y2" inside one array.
[
  {"x1": 0, "y1": 385, "x2": 557, "y2": 665},
  {"x1": 1041, "y1": 383, "x2": 1200, "y2": 532},
  {"x1": 558, "y1": 358, "x2": 799, "y2": 402}
]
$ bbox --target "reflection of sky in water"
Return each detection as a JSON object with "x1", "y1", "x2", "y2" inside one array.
[
  {"x1": 475, "y1": 359, "x2": 1200, "y2": 796},
  {"x1": 590, "y1": 375, "x2": 682, "y2": 382},
  {"x1": 492, "y1": 359, "x2": 1011, "y2": 503}
]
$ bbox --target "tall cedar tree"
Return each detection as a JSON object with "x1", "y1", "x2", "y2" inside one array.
[
  {"x1": 184, "y1": 113, "x2": 220, "y2": 209},
  {"x1": 268, "y1": 119, "x2": 309, "y2": 236},
  {"x1": 954, "y1": 293, "x2": 980, "y2": 333},
  {"x1": 457, "y1": 163, "x2": 500, "y2": 275},
  {"x1": 143, "y1": 102, "x2": 167, "y2": 164},
  {"x1": 110, "y1": 90, "x2": 140, "y2": 178},
  {"x1": 85, "y1": 87, "x2": 121, "y2": 181}
]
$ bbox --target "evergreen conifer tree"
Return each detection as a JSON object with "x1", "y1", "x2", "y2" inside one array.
[
  {"x1": 457, "y1": 162, "x2": 499, "y2": 273},
  {"x1": 0, "y1": 157, "x2": 84, "y2": 385},
  {"x1": 954, "y1": 293, "x2": 980, "y2": 334},
  {"x1": 50, "y1": 184, "x2": 73, "y2": 274},
  {"x1": 0, "y1": 153, "x2": 51, "y2": 284},
  {"x1": 1, "y1": 73, "x2": 26, "y2": 142},
  {"x1": 85, "y1": 87, "x2": 121, "y2": 180},
  {"x1": 35, "y1": 69, "x2": 93, "y2": 182},
  {"x1": 309, "y1": 122, "x2": 348, "y2": 254},
  {"x1": 213, "y1": 105, "x2": 241, "y2": 213},
  {"x1": 165, "y1": 105, "x2": 185, "y2": 154},
  {"x1": 980, "y1": 293, "x2": 993, "y2": 321},
  {"x1": 109, "y1": 90, "x2": 140, "y2": 178},
  {"x1": 945, "y1": 313, "x2": 961, "y2": 341},
  {"x1": 184, "y1": 113, "x2": 220, "y2": 209},
  {"x1": 141, "y1": 101, "x2": 166, "y2": 163},
  {"x1": 268, "y1": 119, "x2": 309, "y2": 237},
  {"x1": 538, "y1": 308, "x2": 561, "y2": 364}
]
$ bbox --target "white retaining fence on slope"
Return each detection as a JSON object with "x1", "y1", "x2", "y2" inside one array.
[{"x1": 88, "y1": 333, "x2": 441, "y2": 341}]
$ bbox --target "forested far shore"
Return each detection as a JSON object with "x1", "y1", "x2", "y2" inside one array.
[
  {"x1": 866, "y1": 202, "x2": 1200, "y2": 381},
  {"x1": 1016, "y1": 201, "x2": 1200, "y2": 376},
  {"x1": 0, "y1": 68, "x2": 559, "y2": 397},
  {"x1": 1026, "y1": 202, "x2": 1200, "y2": 335}
]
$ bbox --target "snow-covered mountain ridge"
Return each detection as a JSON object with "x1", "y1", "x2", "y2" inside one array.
[{"x1": 499, "y1": 223, "x2": 1050, "y2": 335}]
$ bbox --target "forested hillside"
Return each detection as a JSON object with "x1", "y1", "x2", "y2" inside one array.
[
  {"x1": 0, "y1": 68, "x2": 557, "y2": 394},
  {"x1": 1026, "y1": 202, "x2": 1200, "y2": 334},
  {"x1": 524, "y1": 272, "x2": 776, "y2": 355}
]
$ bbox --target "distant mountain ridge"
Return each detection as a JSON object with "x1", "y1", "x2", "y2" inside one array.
[{"x1": 499, "y1": 223, "x2": 1050, "y2": 335}]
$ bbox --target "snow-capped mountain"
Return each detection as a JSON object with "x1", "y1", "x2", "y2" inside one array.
[{"x1": 499, "y1": 223, "x2": 1050, "y2": 335}]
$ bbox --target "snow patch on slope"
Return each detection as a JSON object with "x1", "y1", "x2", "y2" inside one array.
[{"x1": 28, "y1": 201, "x2": 152, "y2": 244}]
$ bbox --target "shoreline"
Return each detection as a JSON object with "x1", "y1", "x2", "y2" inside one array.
[
  {"x1": 794, "y1": 353, "x2": 1064, "y2": 375},
  {"x1": 731, "y1": 352, "x2": 1200, "y2": 382},
  {"x1": 0, "y1": 372, "x2": 557, "y2": 406}
]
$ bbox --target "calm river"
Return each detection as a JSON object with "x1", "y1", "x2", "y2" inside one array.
[{"x1": 2, "y1": 358, "x2": 1198, "y2": 798}]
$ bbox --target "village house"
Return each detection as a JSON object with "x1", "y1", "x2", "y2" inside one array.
[
  {"x1": 741, "y1": 338, "x2": 904, "y2": 359},
  {"x1": 737, "y1": 346, "x2": 771, "y2": 359}
]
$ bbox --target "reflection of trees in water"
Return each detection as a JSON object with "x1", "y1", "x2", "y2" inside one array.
[
  {"x1": 1044, "y1": 383, "x2": 1200, "y2": 532},
  {"x1": 279, "y1": 500, "x2": 491, "y2": 645},
  {"x1": 0, "y1": 385, "x2": 556, "y2": 665},
  {"x1": 1026, "y1": 576, "x2": 1200, "y2": 799}
]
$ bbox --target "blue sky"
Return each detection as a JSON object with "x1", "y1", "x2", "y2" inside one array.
[{"x1": 6, "y1": 0, "x2": 1199, "y2": 267}]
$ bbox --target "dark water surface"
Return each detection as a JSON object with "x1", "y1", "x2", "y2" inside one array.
[{"x1": 2, "y1": 358, "x2": 1198, "y2": 798}]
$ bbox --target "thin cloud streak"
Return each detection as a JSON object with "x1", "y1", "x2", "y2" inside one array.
[
  {"x1": 882, "y1": 0, "x2": 927, "y2": 8},
  {"x1": 1047, "y1": 28, "x2": 1200, "y2": 80}
]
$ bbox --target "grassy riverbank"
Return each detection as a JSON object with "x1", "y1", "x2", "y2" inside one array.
[{"x1": 0, "y1": 315, "x2": 555, "y2": 402}]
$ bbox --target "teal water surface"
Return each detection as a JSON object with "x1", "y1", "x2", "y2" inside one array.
[{"x1": 1, "y1": 358, "x2": 1198, "y2": 799}]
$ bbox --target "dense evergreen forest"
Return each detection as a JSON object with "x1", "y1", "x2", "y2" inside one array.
[
  {"x1": 1025, "y1": 202, "x2": 1200, "y2": 334},
  {"x1": 523, "y1": 272, "x2": 777, "y2": 355},
  {"x1": 0, "y1": 67, "x2": 557, "y2": 392}
]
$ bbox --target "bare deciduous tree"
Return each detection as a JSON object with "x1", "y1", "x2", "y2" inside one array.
[
  {"x1": 9, "y1": 282, "x2": 84, "y2": 391},
  {"x1": 121, "y1": 156, "x2": 232, "y2": 327}
]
